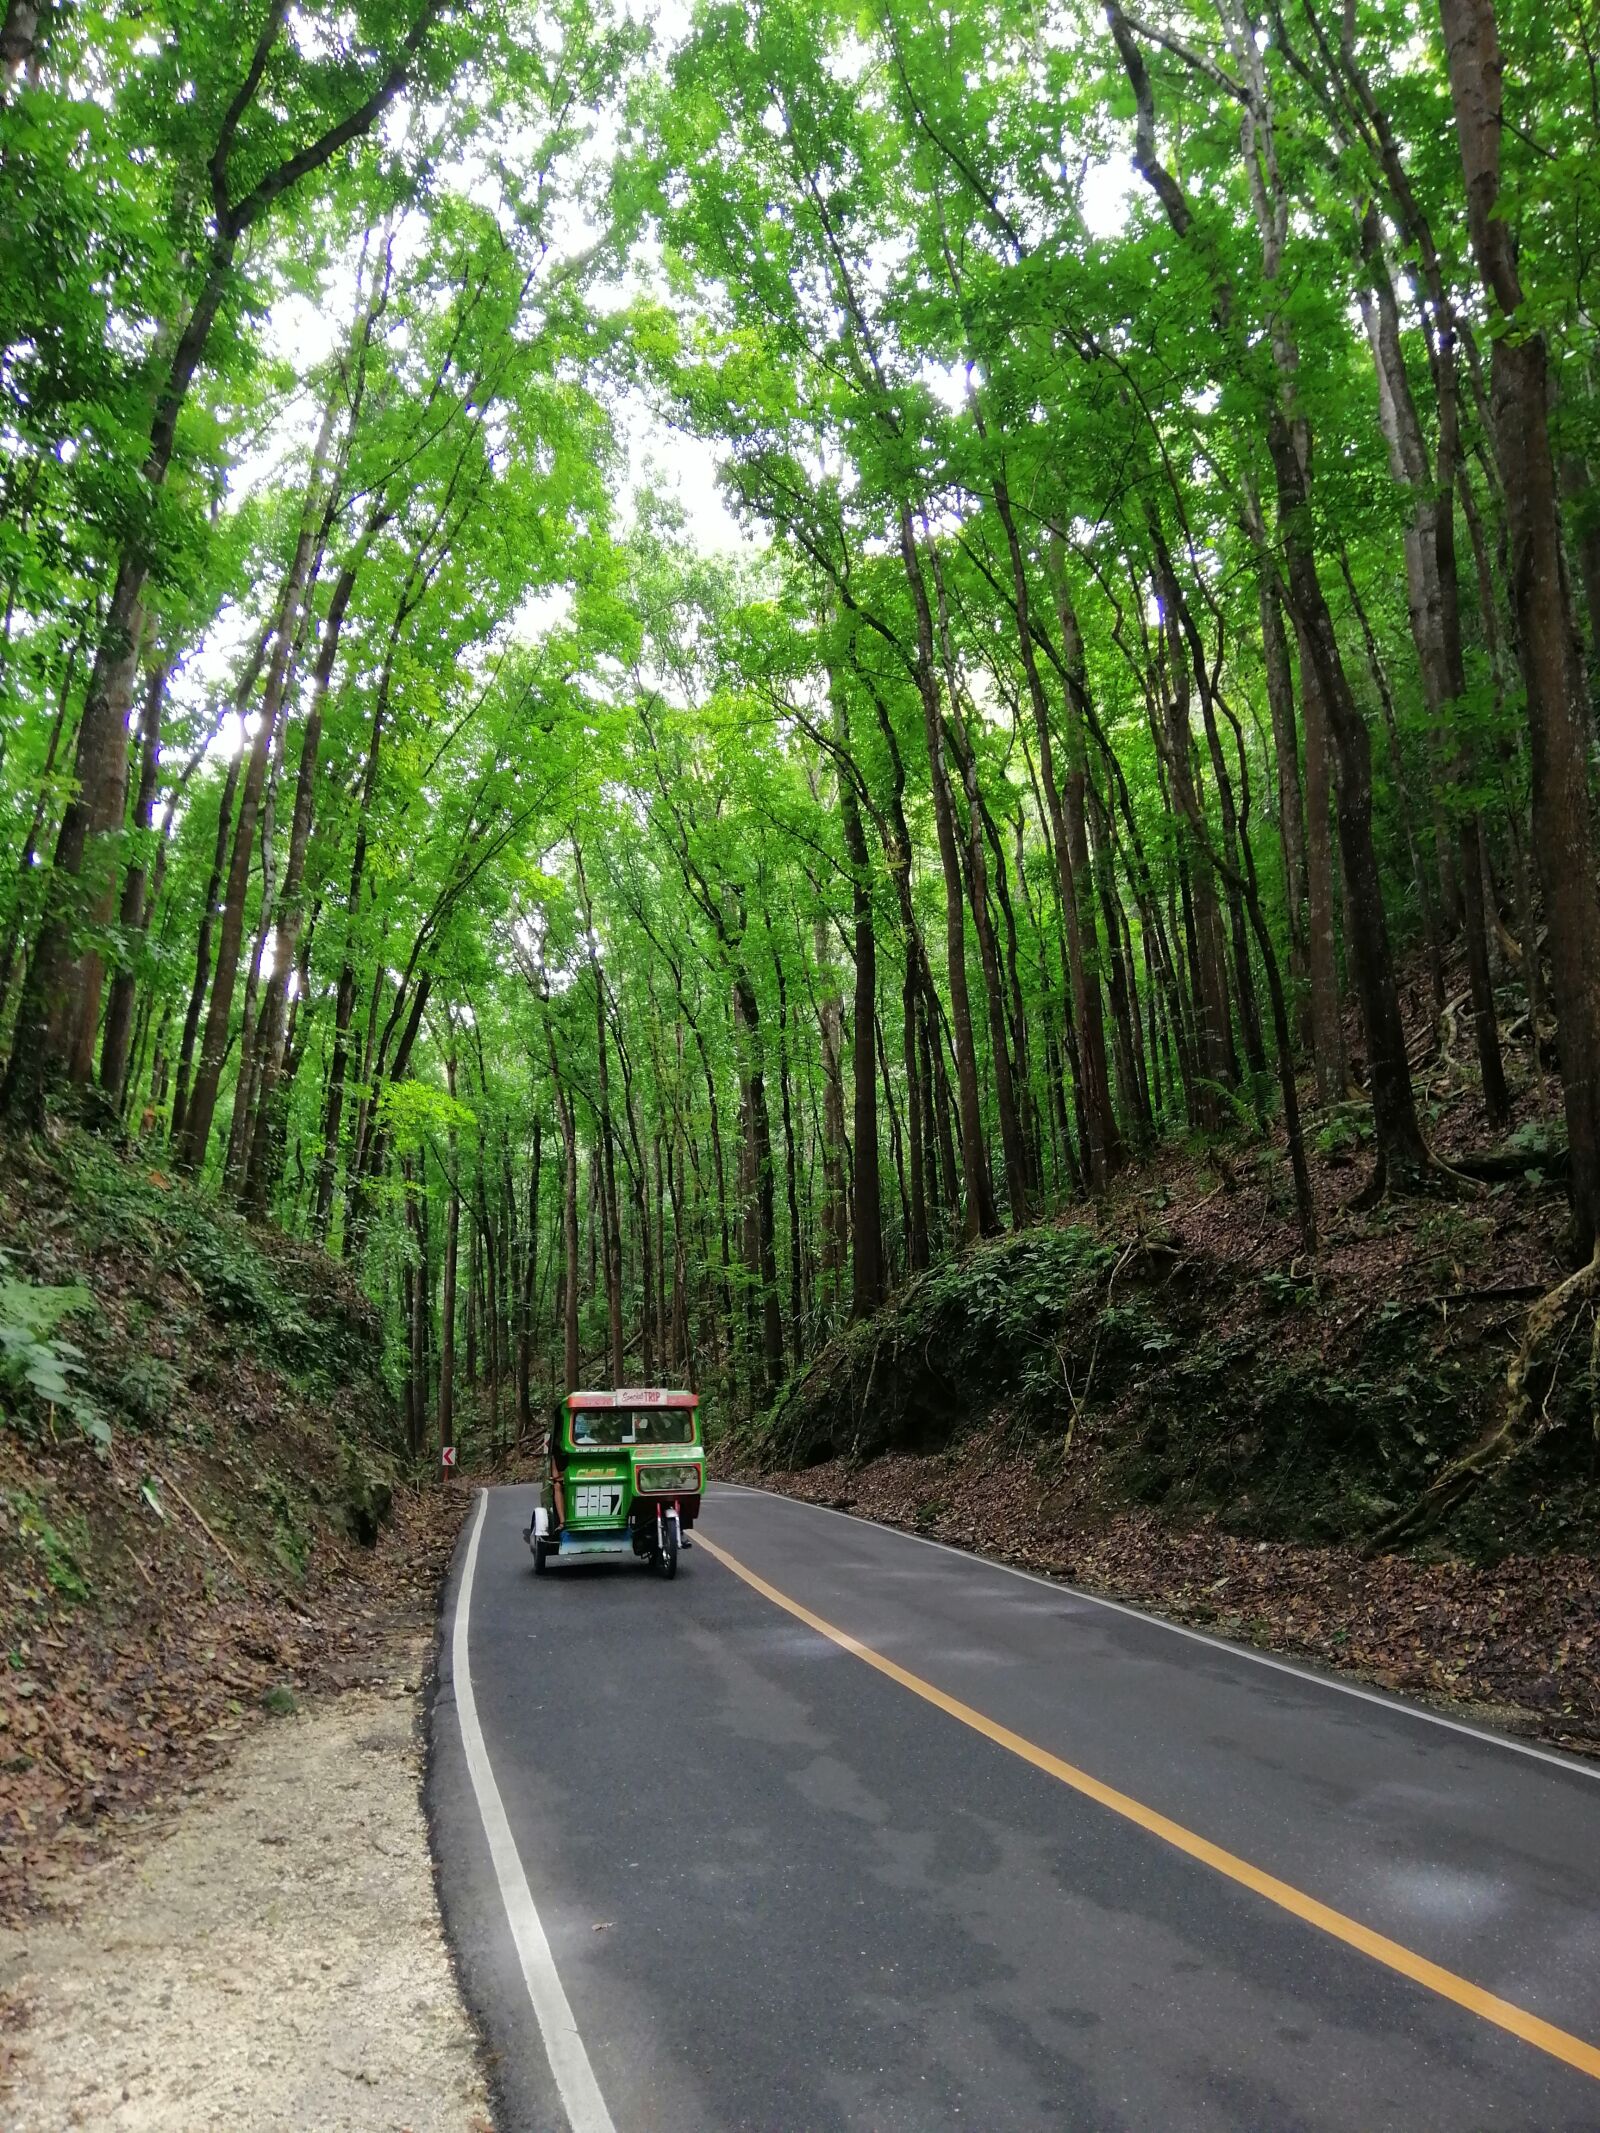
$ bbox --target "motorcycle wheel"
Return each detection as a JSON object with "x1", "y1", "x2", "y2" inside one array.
[{"x1": 658, "y1": 1526, "x2": 678, "y2": 1580}]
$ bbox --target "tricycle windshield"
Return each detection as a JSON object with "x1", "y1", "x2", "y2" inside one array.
[
  {"x1": 631, "y1": 1409, "x2": 697, "y2": 1444},
  {"x1": 569, "y1": 1408, "x2": 697, "y2": 1447}
]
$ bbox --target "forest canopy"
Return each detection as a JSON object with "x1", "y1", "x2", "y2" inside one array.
[{"x1": 3, "y1": 0, "x2": 1599, "y2": 1447}]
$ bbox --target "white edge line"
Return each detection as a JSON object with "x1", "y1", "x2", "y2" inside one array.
[
  {"x1": 451, "y1": 1488, "x2": 617, "y2": 2133},
  {"x1": 712, "y1": 1482, "x2": 1600, "y2": 1784}
]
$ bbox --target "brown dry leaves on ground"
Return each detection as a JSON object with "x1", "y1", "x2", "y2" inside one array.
[
  {"x1": 735, "y1": 1445, "x2": 1600, "y2": 1754},
  {"x1": 0, "y1": 1477, "x2": 472, "y2": 1923}
]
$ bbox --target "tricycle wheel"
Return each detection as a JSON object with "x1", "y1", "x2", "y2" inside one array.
[
  {"x1": 658, "y1": 1527, "x2": 678, "y2": 1579},
  {"x1": 533, "y1": 1538, "x2": 548, "y2": 1575}
]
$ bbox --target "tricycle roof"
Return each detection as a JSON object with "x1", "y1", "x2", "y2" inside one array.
[{"x1": 563, "y1": 1388, "x2": 699, "y2": 1411}]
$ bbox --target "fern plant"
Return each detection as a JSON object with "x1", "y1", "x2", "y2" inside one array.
[{"x1": 0, "y1": 1257, "x2": 109, "y2": 1449}]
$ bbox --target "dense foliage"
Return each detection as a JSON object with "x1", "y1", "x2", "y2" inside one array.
[{"x1": 3, "y1": 0, "x2": 1598, "y2": 1454}]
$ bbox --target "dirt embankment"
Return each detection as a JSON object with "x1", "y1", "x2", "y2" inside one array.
[
  {"x1": 0, "y1": 1128, "x2": 424, "y2": 1915},
  {"x1": 0, "y1": 1132, "x2": 504, "y2": 2129}
]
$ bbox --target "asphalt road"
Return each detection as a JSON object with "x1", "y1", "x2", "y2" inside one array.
[{"x1": 428, "y1": 1482, "x2": 1600, "y2": 2132}]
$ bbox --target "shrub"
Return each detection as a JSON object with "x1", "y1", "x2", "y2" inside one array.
[{"x1": 0, "y1": 1258, "x2": 108, "y2": 1448}]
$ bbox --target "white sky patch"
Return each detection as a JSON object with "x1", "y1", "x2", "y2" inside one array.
[
  {"x1": 823, "y1": 33, "x2": 874, "y2": 84},
  {"x1": 624, "y1": 0, "x2": 691, "y2": 35},
  {"x1": 596, "y1": 235, "x2": 758, "y2": 556},
  {"x1": 920, "y1": 357, "x2": 972, "y2": 414},
  {"x1": 290, "y1": 8, "x2": 356, "y2": 64},
  {"x1": 165, "y1": 600, "x2": 262, "y2": 763},
  {"x1": 618, "y1": 406, "x2": 754, "y2": 554},
  {"x1": 1080, "y1": 157, "x2": 1135, "y2": 240},
  {"x1": 511, "y1": 584, "x2": 576, "y2": 644},
  {"x1": 267, "y1": 289, "x2": 351, "y2": 376}
]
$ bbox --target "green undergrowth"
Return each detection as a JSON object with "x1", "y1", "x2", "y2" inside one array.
[
  {"x1": 0, "y1": 1128, "x2": 398, "y2": 1621},
  {"x1": 59, "y1": 1136, "x2": 380, "y2": 1406},
  {"x1": 738, "y1": 1223, "x2": 1599, "y2": 1561}
]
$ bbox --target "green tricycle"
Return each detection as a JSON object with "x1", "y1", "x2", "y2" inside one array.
[{"x1": 527, "y1": 1388, "x2": 703, "y2": 1579}]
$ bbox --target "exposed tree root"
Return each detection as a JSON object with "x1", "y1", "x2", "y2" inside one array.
[
  {"x1": 1349, "y1": 1144, "x2": 1488, "y2": 1212},
  {"x1": 1367, "y1": 1247, "x2": 1600, "y2": 1552},
  {"x1": 1447, "y1": 1144, "x2": 1570, "y2": 1184},
  {"x1": 1347, "y1": 1116, "x2": 1562, "y2": 1209}
]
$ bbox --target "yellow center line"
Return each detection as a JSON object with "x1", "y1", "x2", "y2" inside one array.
[{"x1": 696, "y1": 1531, "x2": 1600, "y2": 2084}]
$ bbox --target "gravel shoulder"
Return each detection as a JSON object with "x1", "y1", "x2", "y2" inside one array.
[{"x1": 0, "y1": 1625, "x2": 490, "y2": 2133}]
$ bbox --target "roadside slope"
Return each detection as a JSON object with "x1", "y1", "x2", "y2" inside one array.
[{"x1": 0, "y1": 1128, "x2": 433, "y2": 1913}]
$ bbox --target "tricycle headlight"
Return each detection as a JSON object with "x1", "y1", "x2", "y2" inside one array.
[{"x1": 636, "y1": 1462, "x2": 700, "y2": 1494}]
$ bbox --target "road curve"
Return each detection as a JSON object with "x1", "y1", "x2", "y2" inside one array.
[{"x1": 427, "y1": 1481, "x2": 1600, "y2": 2132}]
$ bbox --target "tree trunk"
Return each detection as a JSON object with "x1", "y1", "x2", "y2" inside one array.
[
  {"x1": 242, "y1": 560, "x2": 359, "y2": 1212},
  {"x1": 478, "y1": 1172, "x2": 501, "y2": 1456},
  {"x1": 1290, "y1": 607, "x2": 1347, "y2": 1101},
  {"x1": 0, "y1": 639, "x2": 79, "y2": 1040},
  {"x1": 1338, "y1": 547, "x2": 1448, "y2": 1015},
  {"x1": 1148, "y1": 567, "x2": 1236, "y2": 1117},
  {"x1": 841, "y1": 651, "x2": 928, "y2": 1267},
  {"x1": 402, "y1": 1153, "x2": 428, "y2": 1459},
  {"x1": 1440, "y1": 0, "x2": 1600, "y2": 1247},
  {"x1": 1, "y1": 0, "x2": 42, "y2": 85},
  {"x1": 438, "y1": 1056, "x2": 460, "y2": 1459},
  {"x1": 518, "y1": 1119, "x2": 541, "y2": 1434},
  {"x1": 96, "y1": 662, "x2": 166, "y2": 1101},
  {"x1": 176, "y1": 397, "x2": 337, "y2": 1172},
  {"x1": 1150, "y1": 518, "x2": 1268, "y2": 1092},
  {"x1": 1275, "y1": 441, "x2": 1427, "y2": 1172},
  {"x1": 815, "y1": 913, "x2": 849, "y2": 1306},
  {"x1": 223, "y1": 715, "x2": 284, "y2": 1190},
  {"x1": 831, "y1": 696, "x2": 884, "y2": 1314},
  {"x1": 312, "y1": 676, "x2": 391, "y2": 1236},
  {"x1": 546, "y1": 1019, "x2": 581, "y2": 1394},
  {"x1": 1042, "y1": 534, "x2": 1124, "y2": 1184},
  {"x1": 927, "y1": 540, "x2": 1030, "y2": 1228},
  {"x1": 574, "y1": 842, "x2": 625, "y2": 1386},
  {"x1": 897, "y1": 505, "x2": 998, "y2": 1238},
  {"x1": 613, "y1": 1032, "x2": 655, "y2": 1384},
  {"x1": 1257, "y1": 569, "x2": 1310, "y2": 1010},
  {"x1": 769, "y1": 930, "x2": 804, "y2": 1368},
  {"x1": 168, "y1": 745, "x2": 242, "y2": 1139},
  {"x1": 1357, "y1": 215, "x2": 1506, "y2": 1120},
  {"x1": 731, "y1": 963, "x2": 784, "y2": 1404}
]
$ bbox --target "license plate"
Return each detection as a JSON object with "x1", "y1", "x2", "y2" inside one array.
[{"x1": 573, "y1": 1483, "x2": 623, "y2": 1521}]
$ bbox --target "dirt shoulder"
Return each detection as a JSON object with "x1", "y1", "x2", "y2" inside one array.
[
  {"x1": 0, "y1": 1611, "x2": 488, "y2": 2132},
  {"x1": 730, "y1": 1444, "x2": 1600, "y2": 1758}
]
